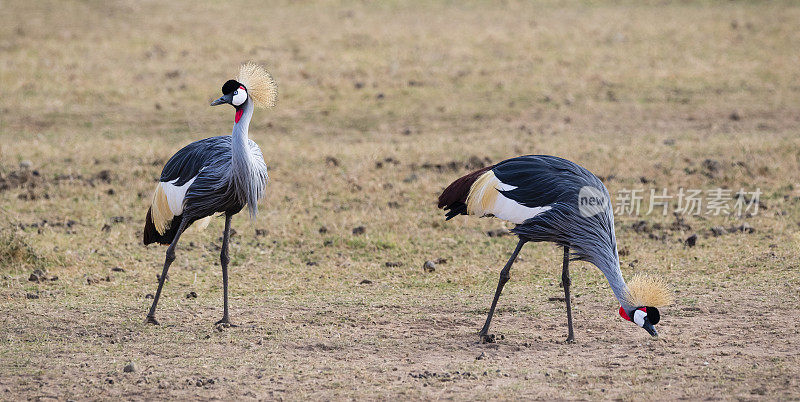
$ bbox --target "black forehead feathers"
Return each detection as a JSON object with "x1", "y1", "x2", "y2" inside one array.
[
  {"x1": 221, "y1": 80, "x2": 244, "y2": 95},
  {"x1": 646, "y1": 306, "x2": 660, "y2": 325}
]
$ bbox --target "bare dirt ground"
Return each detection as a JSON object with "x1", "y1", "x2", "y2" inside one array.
[{"x1": 2, "y1": 0, "x2": 800, "y2": 400}]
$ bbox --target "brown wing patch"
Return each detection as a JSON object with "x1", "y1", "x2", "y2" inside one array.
[{"x1": 437, "y1": 165, "x2": 493, "y2": 209}]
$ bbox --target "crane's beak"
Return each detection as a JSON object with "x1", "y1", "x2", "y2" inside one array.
[
  {"x1": 642, "y1": 317, "x2": 659, "y2": 337},
  {"x1": 211, "y1": 93, "x2": 233, "y2": 106}
]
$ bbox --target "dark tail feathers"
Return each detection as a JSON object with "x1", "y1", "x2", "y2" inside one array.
[
  {"x1": 437, "y1": 165, "x2": 493, "y2": 220},
  {"x1": 143, "y1": 208, "x2": 183, "y2": 246}
]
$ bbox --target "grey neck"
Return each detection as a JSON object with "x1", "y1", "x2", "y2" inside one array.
[
  {"x1": 229, "y1": 98, "x2": 260, "y2": 218},
  {"x1": 594, "y1": 247, "x2": 634, "y2": 311}
]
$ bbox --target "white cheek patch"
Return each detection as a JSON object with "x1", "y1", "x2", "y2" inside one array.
[
  {"x1": 633, "y1": 309, "x2": 647, "y2": 327},
  {"x1": 232, "y1": 88, "x2": 247, "y2": 106}
]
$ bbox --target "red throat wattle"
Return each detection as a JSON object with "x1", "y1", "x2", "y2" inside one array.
[
  {"x1": 619, "y1": 306, "x2": 631, "y2": 321},
  {"x1": 235, "y1": 109, "x2": 244, "y2": 123}
]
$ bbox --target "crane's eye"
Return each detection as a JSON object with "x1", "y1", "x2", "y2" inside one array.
[{"x1": 234, "y1": 90, "x2": 238, "y2": 95}]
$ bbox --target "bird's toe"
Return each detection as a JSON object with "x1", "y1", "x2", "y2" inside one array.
[
  {"x1": 214, "y1": 318, "x2": 237, "y2": 328},
  {"x1": 145, "y1": 316, "x2": 160, "y2": 325},
  {"x1": 479, "y1": 333, "x2": 496, "y2": 344}
]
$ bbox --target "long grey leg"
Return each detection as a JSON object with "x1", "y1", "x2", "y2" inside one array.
[
  {"x1": 562, "y1": 245, "x2": 575, "y2": 343},
  {"x1": 146, "y1": 218, "x2": 190, "y2": 325},
  {"x1": 478, "y1": 239, "x2": 526, "y2": 342},
  {"x1": 215, "y1": 213, "x2": 236, "y2": 327}
]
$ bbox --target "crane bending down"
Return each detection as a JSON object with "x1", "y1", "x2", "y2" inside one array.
[
  {"x1": 438, "y1": 155, "x2": 671, "y2": 343},
  {"x1": 142, "y1": 63, "x2": 278, "y2": 326}
]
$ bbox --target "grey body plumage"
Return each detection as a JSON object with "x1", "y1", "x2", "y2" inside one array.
[
  {"x1": 497, "y1": 156, "x2": 631, "y2": 310},
  {"x1": 439, "y1": 155, "x2": 665, "y2": 342},
  {"x1": 168, "y1": 97, "x2": 268, "y2": 221}
]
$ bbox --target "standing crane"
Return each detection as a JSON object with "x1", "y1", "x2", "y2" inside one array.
[
  {"x1": 438, "y1": 155, "x2": 671, "y2": 343},
  {"x1": 142, "y1": 63, "x2": 278, "y2": 326}
]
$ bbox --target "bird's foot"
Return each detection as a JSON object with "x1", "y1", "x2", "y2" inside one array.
[
  {"x1": 563, "y1": 335, "x2": 575, "y2": 344},
  {"x1": 145, "y1": 316, "x2": 160, "y2": 325},
  {"x1": 479, "y1": 333, "x2": 496, "y2": 344},
  {"x1": 214, "y1": 317, "x2": 237, "y2": 328}
]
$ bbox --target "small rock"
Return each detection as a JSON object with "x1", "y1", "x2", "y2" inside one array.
[
  {"x1": 486, "y1": 229, "x2": 510, "y2": 237},
  {"x1": 434, "y1": 257, "x2": 448, "y2": 264},
  {"x1": 632, "y1": 220, "x2": 651, "y2": 233},
  {"x1": 306, "y1": 261, "x2": 318, "y2": 266},
  {"x1": 385, "y1": 261, "x2": 403, "y2": 267},
  {"x1": 123, "y1": 362, "x2": 136, "y2": 373},
  {"x1": 95, "y1": 170, "x2": 112, "y2": 183},
  {"x1": 423, "y1": 261, "x2": 436, "y2": 273},
  {"x1": 352, "y1": 226, "x2": 366, "y2": 235},
  {"x1": 254, "y1": 229, "x2": 268, "y2": 237},
  {"x1": 685, "y1": 234, "x2": 697, "y2": 247},
  {"x1": 402, "y1": 174, "x2": 418, "y2": 183},
  {"x1": 663, "y1": 139, "x2": 675, "y2": 146},
  {"x1": 732, "y1": 222, "x2": 755, "y2": 234},
  {"x1": 548, "y1": 296, "x2": 566, "y2": 302},
  {"x1": 318, "y1": 226, "x2": 328, "y2": 234},
  {"x1": 710, "y1": 226, "x2": 727, "y2": 236},
  {"x1": 359, "y1": 279, "x2": 372, "y2": 285},
  {"x1": 729, "y1": 111, "x2": 741, "y2": 121},
  {"x1": 26, "y1": 292, "x2": 39, "y2": 299},
  {"x1": 702, "y1": 159, "x2": 721, "y2": 177},
  {"x1": 28, "y1": 270, "x2": 44, "y2": 283},
  {"x1": 186, "y1": 291, "x2": 197, "y2": 299},
  {"x1": 19, "y1": 160, "x2": 33, "y2": 169},
  {"x1": 111, "y1": 267, "x2": 125, "y2": 272},
  {"x1": 670, "y1": 215, "x2": 692, "y2": 231},
  {"x1": 325, "y1": 156, "x2": 340, "y2": 167}
]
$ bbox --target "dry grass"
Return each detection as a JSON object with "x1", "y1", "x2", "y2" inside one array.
[{"x1": 1, "y1": 0, "x2": 799, "y2": 399}]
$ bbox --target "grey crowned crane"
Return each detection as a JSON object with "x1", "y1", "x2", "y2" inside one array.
[
  {"x1": 438, "y1": 155, "x2": 671, "y2": 343},
  {"x1": 142, "y1": 63, "x2": 277, "y2": 326}
]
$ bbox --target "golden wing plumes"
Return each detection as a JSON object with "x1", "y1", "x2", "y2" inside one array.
[
  {"x1": 237, "y1": 62, "x2": 278, "y2": 109},
  {"x1": 623, "y1": 274, "x2": 673, "y2": 307}
]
